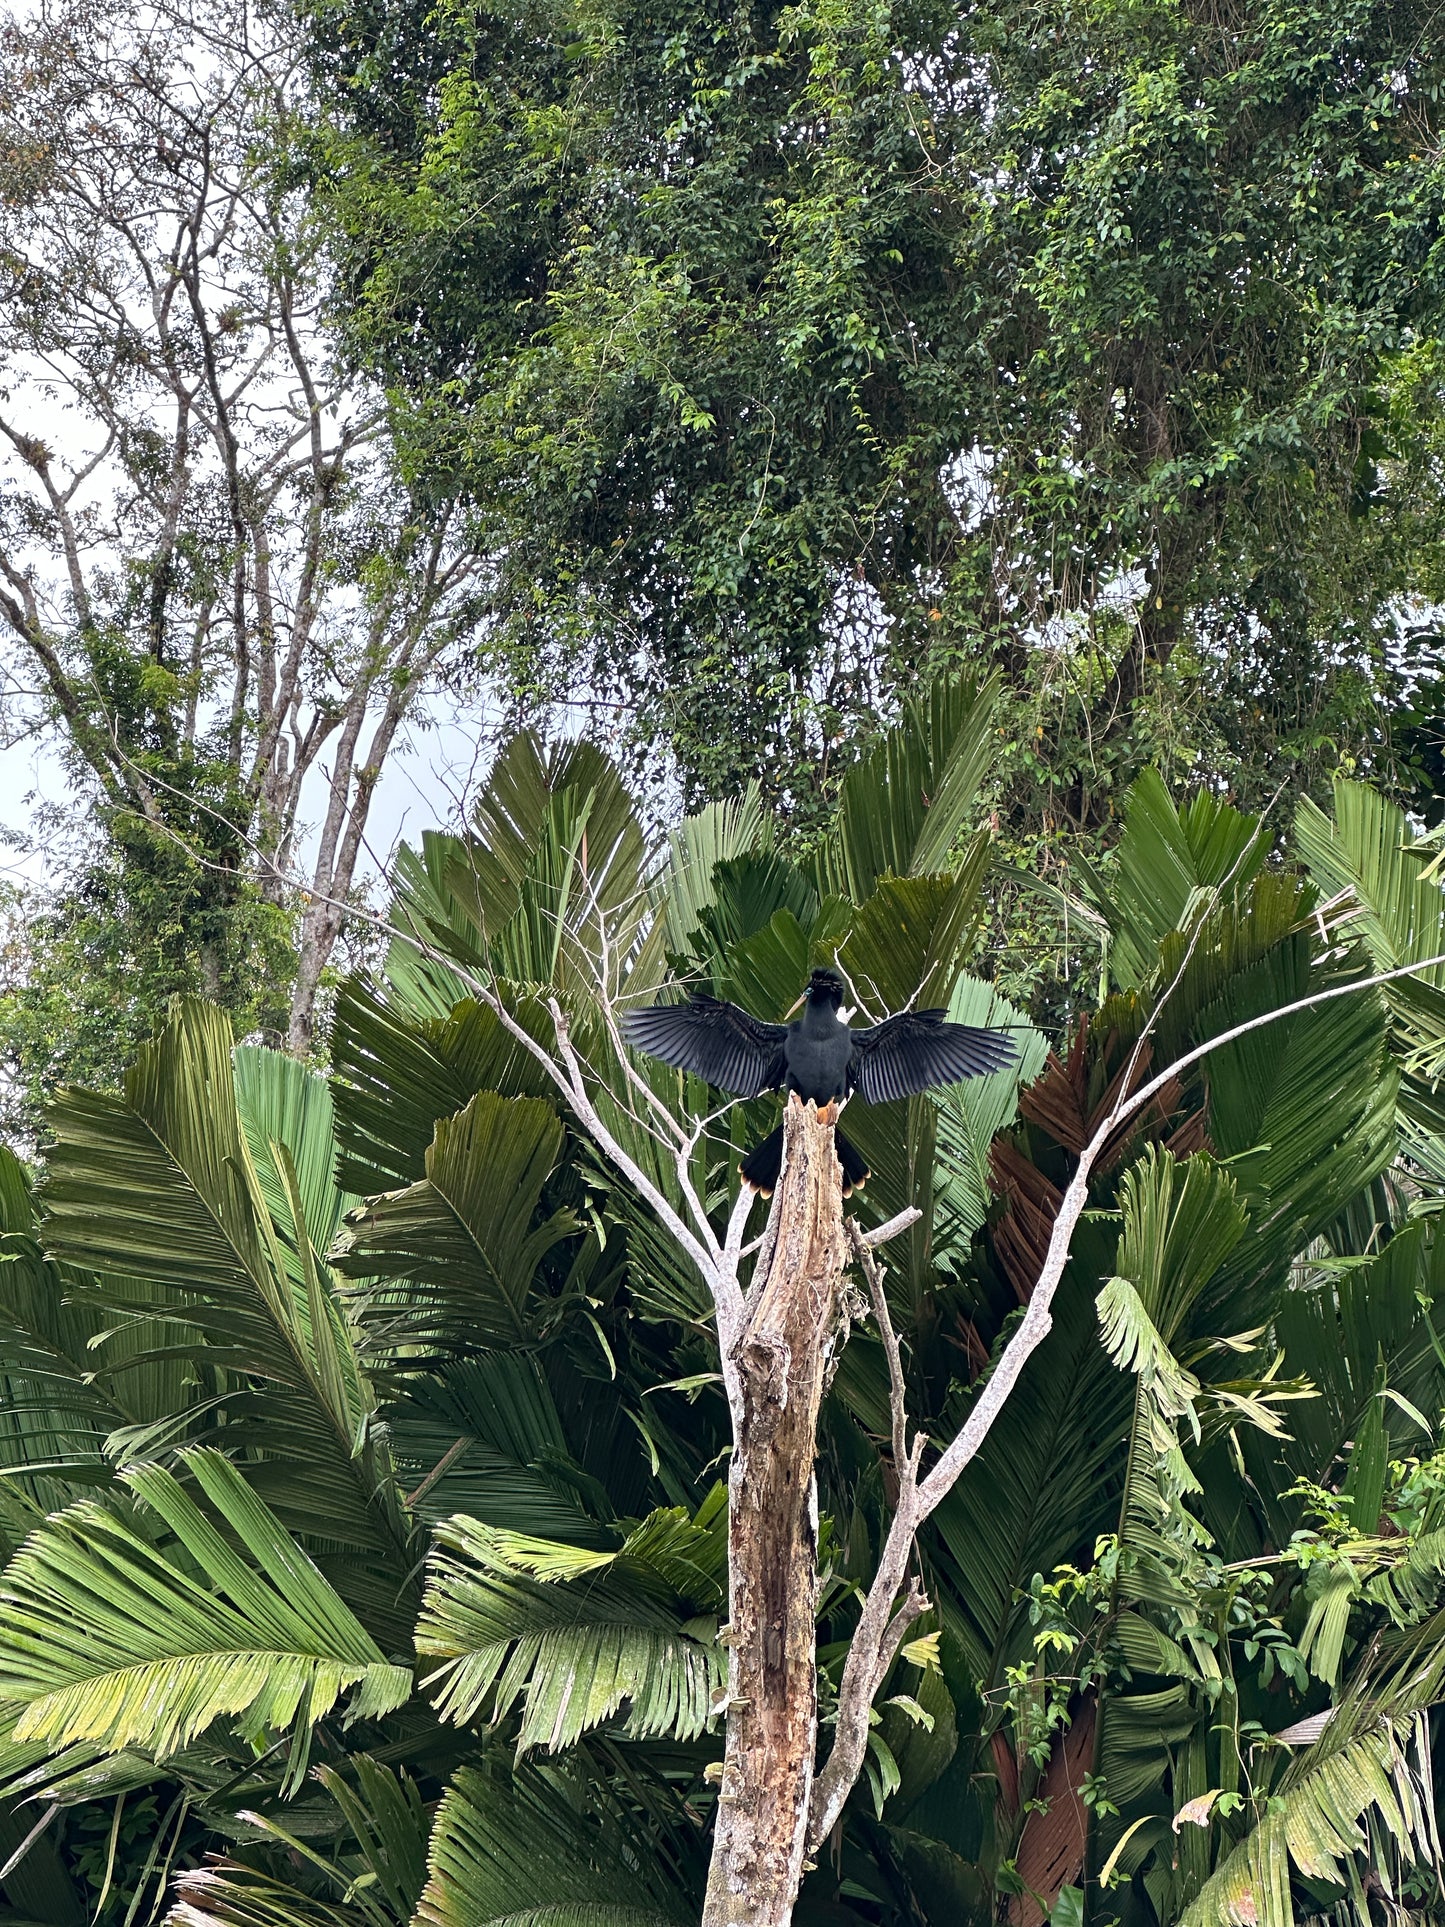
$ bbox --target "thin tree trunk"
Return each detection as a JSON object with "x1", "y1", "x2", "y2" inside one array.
[
  {"x1": 704, "y1": 1096, "x2": 849, "y2": 1927},
  {"x1": 287, "y1": 903, "x2": 336, "y2": 1055}
]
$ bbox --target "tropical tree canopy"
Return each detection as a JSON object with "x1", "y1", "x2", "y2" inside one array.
[
  {"x1": 304, "y1": 0, "x2": 1445, "y2": 813},
  {"x1": 0, "y1": 686, "x2": 1442, "y2": 1923}
]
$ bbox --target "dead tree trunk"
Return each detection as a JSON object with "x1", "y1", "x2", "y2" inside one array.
[{"x1": 704, "y1": 1096, "x2": 849, "y2": 1927}]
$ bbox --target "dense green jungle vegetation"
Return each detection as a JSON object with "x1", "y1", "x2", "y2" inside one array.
[
  {"x1": 1, "y1": 697, "x2": 1445, "y2": 1924},
  {"x1": 2, "y1": 0, "x2": 1445, "y2": 1918}
]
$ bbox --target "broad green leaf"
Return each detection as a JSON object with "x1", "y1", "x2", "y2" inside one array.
[
  {"x1": 1297, "y1": 778, "x2": 1445, "y2": 1138},
  {"x1": 234, "y1": 1047, "x2": 353, "y2": 1267},
  {"x1": 1180, "y1": 1707, "x2": 1439, "y2": 1927},
  {"x1": 416, "y1": 1768, "x2": 691, "y2": 1927},
  {"x1": 815, "y1": 673, "x2": 1000, "y2": 902},
  {"x1": 660, "y1": 785, "x2": 769, "y2": 956},
  {"x1": 333, "y1": 1091, "x2": 575, "y2": 1352},
  {"x1": 417, "y1": 1503, "x2": 725, "y2": 1751},
  {"x1": 330, "y1": 981, "x2": 555, "y2": 1195},
  {"x1": 0, "y1": 1450, "x2": 411, "y2": 1777},
  {"x1": 1079, "y1": 770, "x2": 1269, "y2": 990},
  {"x1": 36, "y1": 999, "x2": 413, "y2": 1639}
]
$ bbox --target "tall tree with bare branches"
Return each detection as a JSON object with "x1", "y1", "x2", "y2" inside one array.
[{"x1": 0, "y1": 0, "x2": 485, "y2": 1057}]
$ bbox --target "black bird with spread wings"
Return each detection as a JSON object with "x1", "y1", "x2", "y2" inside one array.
[{"x1": 622, "y1": 966, "x2": 1016, "y2": 1196}]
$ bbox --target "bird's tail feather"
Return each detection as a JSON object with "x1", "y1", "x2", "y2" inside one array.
[
  {"x1": 739, "y1": 1122, "x2": 870, "y2": 1198},
  {"x1": 835, "y1": 1127, "x2": 869, "y2": 1196},
  {"x1": 739, "y1": 1125, "x2": 784, "y2": 1195}
]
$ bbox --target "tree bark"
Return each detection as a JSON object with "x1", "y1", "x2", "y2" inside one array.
[{"x1": 704, "y1": 1096, "x2": 849, "y2": 1927}]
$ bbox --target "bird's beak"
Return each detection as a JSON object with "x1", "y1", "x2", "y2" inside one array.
[{"x1": 784, "y1": 992, "x2": 805, "y2": 1018}]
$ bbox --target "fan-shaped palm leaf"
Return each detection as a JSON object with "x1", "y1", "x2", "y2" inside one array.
[
  {"x1": 1077, "y1": 770, "x2": 1270, "y2": 991},
  {"x1": 417, "y1": 1503, "x2": 725, "y2": 1752},
  {"x1": 659, "y1": 786, "x2": 769, "y2": 958},
  {"x1": 415, "y1": 1767, "x2": 692, "y2": 1927},
  {"x1": 36, "y1": 1002, "x2": 414, "y2": 1637},
  {"x1": 1297, "y1": 778, "x2": 1445, "y2": 1157},
  {"x1": 330, "y1": 983, "x2": 555, "y2": 1195},
  {"x1": 0, "y1": 1450, "x2": 411, "y2": 1786},
  {"x1": 332, "y1": 1091, "x2": 576, "y2": 1354},
  {"x1": 814, "y1": 673, "x2": 1000, "y2": 903}
]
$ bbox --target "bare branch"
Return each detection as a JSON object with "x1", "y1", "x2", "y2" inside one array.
[
  {"x1": 858, "y1": 1206, "x2": 923, "y2": 1250},
  {"x1": 847, "y1": 1220, "x2": 911, "y2": 1473},
  {"x1": 807, "y1": 939, "x2": 1427, "y2": 1843}
]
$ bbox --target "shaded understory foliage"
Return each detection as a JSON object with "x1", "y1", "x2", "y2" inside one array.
[{"x1": 0, "y1": 685, "x2": 1444, "y2": 1922}]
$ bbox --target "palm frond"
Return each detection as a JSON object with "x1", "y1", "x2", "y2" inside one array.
[
  {"x1": 1180, "y1": 1707, "x2": 1440, "y2": 1927},
  {"x1": 0, "y1": 1149, "x2": 129, "y2": 1515},
  {"x1": 385, "y1": 1356, "x2": 615, "y2": 1544},
  {"x1": 1096, "y1": 1276, "x2": 1202, "y2": 1440},
  {"x1": 435, "y1": 738, "x2": 653, "y2": 998},
  {"x1": 416, "y1": 1504, "x2": 725, "y2": 1752},
  {"x1": 928, "y1": 1258, "x2": 1132, "y2": 1689},
  {"x1": 36, "y1": 1002, "x2": 415, "y2": 1632},
  {"x1": 234, "y1": 1046, "x2": 355, "y2": 1271},
  {"x1": 1076, "y1": 770, "x2": 1270, "y2": 990},
  {"x1": 931, "y1": 973, "x2": 1051, "y2": 1264},
  {"x1": 1112, "y1": 1149, "x2": 1250, "y2": 1341},
  {"x1": 330, "y1": 982, "x2": 557, "y2": 1196},
  {"x1": 319, "y1": 1756, "x2": 433, "y2": 1923},
  {"x1": 814, "y1": 673, "x2": 1000, "y2": 903},
  {"x1": 836, "y1": 861, "x2": 990, "y2": 1022},
  {"x1": 0, "y1": 1449, "x2": 411, "y2": 1785},
  {"x1": 1297, "y1": 778, "x2": 1445, "y2": 1146},
  {"x1": 415, "y1": 1767, "x2": 692, "y2": 1927},
  {"x1": 333, "y1": 1091, "x2": 575, "y2": 1353},
  {"x1": 1264, "y1": 1224, "x2": 1442, "y2": 1531},
  {"x1": 168, "y1": 1870, "x2": 369, "y2": 1927},
  {"x1": 168, "y1": 1755, "x2": 431, "y2": 1927},
  {"x1": 1192, "y1": 938, "x2": 1397, "y2": 1322},
  {"x1": 659, "y1": 787, "x2": 769, "y2": 958}
]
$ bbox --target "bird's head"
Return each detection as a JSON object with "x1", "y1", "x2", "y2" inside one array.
[{"x1": 804, "y1": 967, "x2": 847, "y2": 1009}]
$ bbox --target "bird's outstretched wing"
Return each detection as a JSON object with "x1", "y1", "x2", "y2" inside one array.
[
  {"x1": 849, "y1": 1009, "x2": 1017, "y2": 1104},
  {"x1": 622, "y1": 996, "x2": 789, "y2": 1097}
]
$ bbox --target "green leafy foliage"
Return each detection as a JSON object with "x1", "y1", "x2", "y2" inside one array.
[
  {"x1": 305, "y1": 0, "x2": 1444, "y2": 831},
  {"x1": 333, "y1": 1092, "x2": 576, "y2": 1352},
  {"x1": 36, "y1": 999, "x2": 414, "y2": 1638},
  {"x1": 0, "y1": 1451, "x2": 411, "y2": 1780},
  {"x1": 1, "y1": 725, "x2": 1444, "y2": 1927},
  {"x1": 1077, "y1": 772, "x2": 1270, "y2": 993},
  {"x1": 417, "y1": 1499, "x2": 725, "y2": 1750},
  {"x1": 417, "y1": 1769, "x2": 692, "y2": 1927}
]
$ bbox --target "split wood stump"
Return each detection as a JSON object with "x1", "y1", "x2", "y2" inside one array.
[{"x1": 703, "y1": 1094, "x2": 850, "y2": 1927}]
